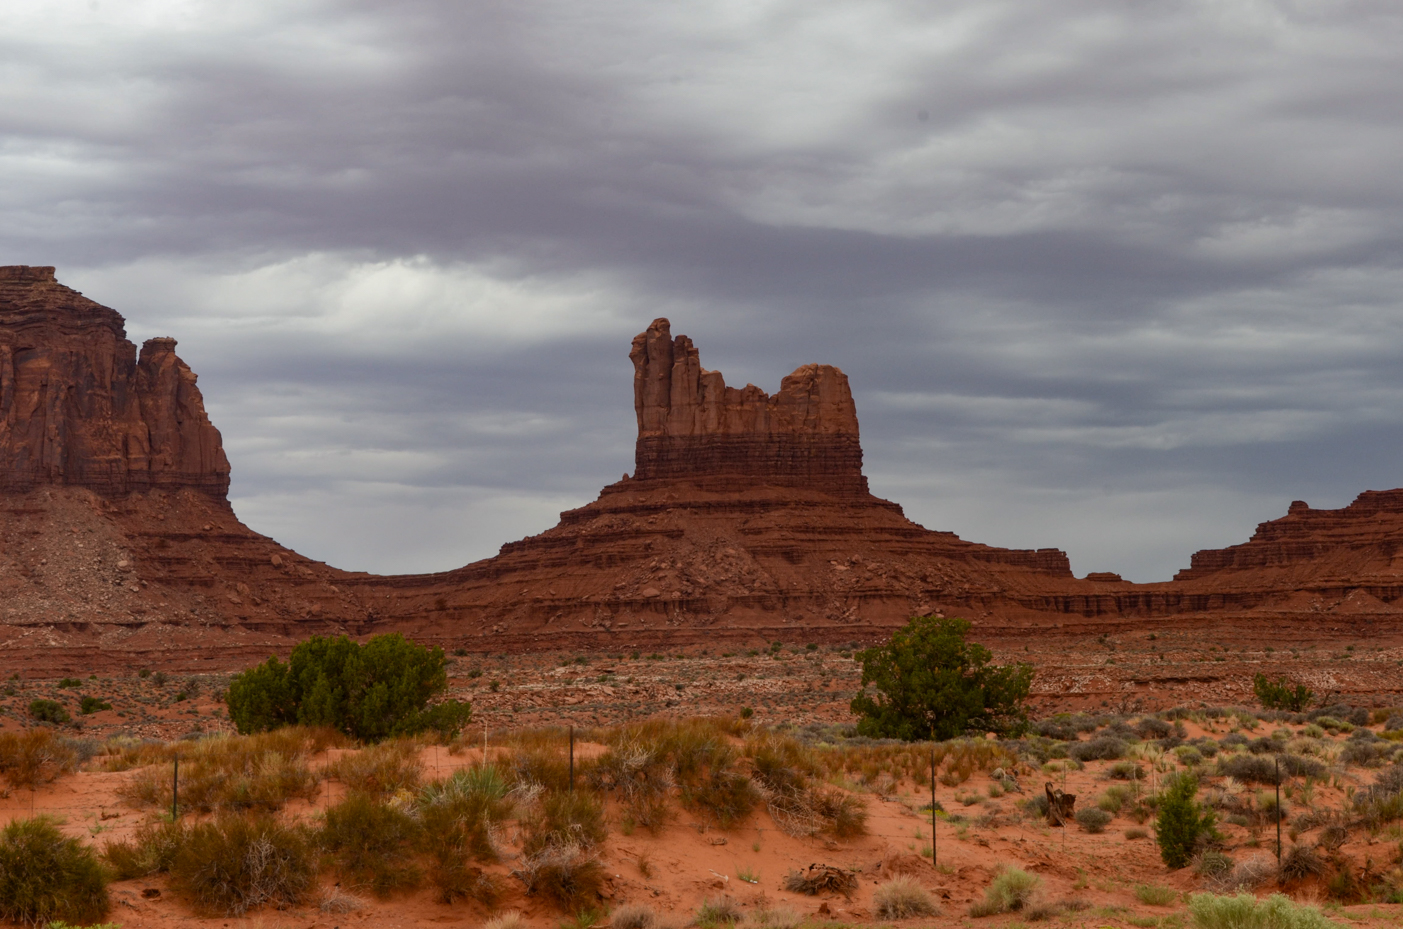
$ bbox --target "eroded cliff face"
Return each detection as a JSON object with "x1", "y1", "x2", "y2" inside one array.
[
  {"x1": 630, "y1": 318, "x2": 866, "y2": 494},
  {"x1": 0, "y1": 266, "x2": 229, "y2": 496}
]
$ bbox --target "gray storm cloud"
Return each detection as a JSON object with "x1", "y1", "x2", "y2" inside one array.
[{"x1": 3, "y1": 0, "x2": 1402, "y2": 579}]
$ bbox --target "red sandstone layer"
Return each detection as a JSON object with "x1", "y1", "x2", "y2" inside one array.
[{"x1": 0, "y1": 266, "x2": 229, "y2": 496}]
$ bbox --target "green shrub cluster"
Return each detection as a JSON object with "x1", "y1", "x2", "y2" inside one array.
[
  {"x1": 226, "y1": 633, "x2": 471, "y2": 740},
  {"x1": 850, "y1": 615, "x2": 1032, "y2": 741},
  {"x1": 0, "y1": 817, "x2": 109, "y2": 927},
  {"x1": 1156, "y1": 773, "x2": 1216, "y2": 869},
  {"x1": 1253, "y1": 674, "x2": 1314, "y2": 712}
]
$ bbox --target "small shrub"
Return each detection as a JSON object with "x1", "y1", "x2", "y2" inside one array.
[
  {"x1": 0, "y1": 729, "x2": 78, "y2": 790},
  {"x1": 328, "y1": 739, "x2": 423, "y2": 795},
  {"x1": 1076, "y1": 808, "x2": 1113, "y2": 833},
  {"x1": 1109, "y1": 761, "x2": 1145, "y2": 781},
  {"x1": 613, "y1": 903, "x2": 657, "y2": 929},
  {"x1": 79, "y1": 696, "x2": 113, "y2": 715},
  {"x1": 1069, "y1": 736, "x2": 1126, "y2": 762},
  {"x1": 1125, "y1": 827, "x2": 1149, "y2": 840},
  {"x1": 697, "y1": 895, "x2": 743, "y2": 928},
  {"x1": 1223, "y1": 855, "x2": 1278, "y2": 892},
  {"x1": 1136, "y1": 884, "x2": 1178, "y2": 906},
  {"x1": 0, "y1": 817, "x2": 109, "y2": 927},
  {"x1": 27, "y1": 699, "x2": 70, "y2": 725},
  {"x1": 169, "y1": 815, "x2": 316, "y2": 916},
  {"x1": 747, "y1": 906, "x2": 802, "y2": 929},
  {"x1": 57, "y1": 677, "x2": 82, "y2": 689},
  {"x1": 1195, "y1": 850, "x2": 1235, "y2": 880},
  {"x1": 874, "y1": 875, "x2": 939, "y2": 918},
  {"x1": 226, "y1": 632, "x2": 471, "y2": 740},
  {"x1": 1279, "y1": 844, "x2": 1326, "y2": 882},
  {"x1": 522, "y1": 790, "x2": 607, "y2": 856},
  {"x1": 1187, "y1": 892, "x2": 1342, "y2": 929},
  {"x1": 1156, "y1": 773, "x2": 1216, "y2": 869},
  {"x1": 970, "y1": 866, "x2": 1040, "y2": 917},
  {"x1": 319, "y1": 792, "x2": 422, "y2": 896},
  {"x1": 103, "y1": 820, "x2": 186, "y2": 879},
  {"x1": 484, "y1": 912, "x2": 524, "y2": 929},
  {"x1": 1217, "y1": 753, "x2": 1278, "y2": 785},
  {"x1": 514, "y1": 844, "x2": 604, "y2": 911}
]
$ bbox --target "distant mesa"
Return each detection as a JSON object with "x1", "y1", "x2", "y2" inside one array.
[
  {"x1": 0, "y1": 265, "x2": 229, "y2": 496},
  {"x1": 8, "y1": 268, "x2": 1403, "y2": 682}
]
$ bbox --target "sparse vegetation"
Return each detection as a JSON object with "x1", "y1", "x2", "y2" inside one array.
[
  {"x1": 874, "y1": 875, "x2": 939, "y2": 918},
  {"x1": 169, "y1": 815, "x2": 316, "y2": 916},
  {"x1": 226, "y1": 633, "x2": 472, "y2": 740},
  {"x1": 970, "y1": 866, "x2": 1040, "y2": 917},
  {"x1": 0, "y1": 816, "x2": 109, "y2": 927},
  {"x1": 1253, "y1": 674, "x2": 1315, "y2": 712},
  {"x1": 850, "y1": 614, "x2": 1033, "y2": 740},
  {"x1": 1188, "y1": 892, "x2": 1343, "y2": 929}
]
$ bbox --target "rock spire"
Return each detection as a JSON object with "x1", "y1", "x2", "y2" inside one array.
[
  {"x1": 0, "y1": 266, "x2": 230, "y2": 496},
  {"x1": 629, "y1": 318, "x2": 867, "y2": 494}
]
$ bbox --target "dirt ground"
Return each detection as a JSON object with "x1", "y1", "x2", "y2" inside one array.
[{"x1": 2, "y1": 658, "x2": 1403, "y2": 929}]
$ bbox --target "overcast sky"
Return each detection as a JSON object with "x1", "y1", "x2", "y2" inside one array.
[{"x1": 5, "y1": 1, "x2": 1403, "y2": 581}]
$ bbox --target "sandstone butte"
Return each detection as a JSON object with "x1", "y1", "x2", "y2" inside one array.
[{"x1": 2, "y1": 266, "x2": 1403, "y2": 702}]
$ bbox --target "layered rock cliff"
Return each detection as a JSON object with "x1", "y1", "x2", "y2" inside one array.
[
  {"x1": 630, "y1": 318, "x2": 867, "y2": 495},
  {"x1": 0, "y1": 266, "x2": 229, "y2": 496}
]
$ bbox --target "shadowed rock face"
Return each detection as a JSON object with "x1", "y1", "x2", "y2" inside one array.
[
  {"x1": 0, "y1": 266, "x2": 229, "y2": 496},
  {"x1": 630, "y1": 318, "x2": 867, "y2": 495}
]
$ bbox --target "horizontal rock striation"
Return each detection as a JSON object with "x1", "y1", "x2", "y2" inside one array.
[
  {"x1": 1175, "y1": 491, "x2": 1403, "y2": 580},
  {"x1": 0, "y1": 266, "x2": 229, "y2": 496},
  {"x1": 630, "y1": 318, "x2": 867, "y2": 494}
]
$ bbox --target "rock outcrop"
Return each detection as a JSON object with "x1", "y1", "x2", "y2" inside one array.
[
  {"x1": 630, "y1": 318, "x2": 866, "y2": 495},
  {"x1": 0, "y1": 266, "x2": 229, "y2": 496}
]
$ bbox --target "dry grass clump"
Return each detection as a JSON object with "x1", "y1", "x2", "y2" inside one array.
[
  {"x1": 319, "y1": 792, "x2": 422, "y2": 896},
  {"x1": 513, "y1": 843, "x2": 605, "y2": 911},
  {"x1": 1212, "y1": 854, "x2": 1278, "y2": 892},
  {"x1": 521, "y1": 789, "x2": 606, "y2": 856},
  {"x1": 1187, "y1": 892, "x2": 1344, "y2": 929},
  {"x1": 696, "y1": 894, "x2": 743, "y2": 928},
  {"x1": 1279, "y1": 844, "x2": 1328, "y2": 882},
  {"x1": 168, "y1": 815, "x2": 316, "y2": 916},
  {"x1": 418, "y1": 764, "x2": 514, "y2": 902},
  {"x1": 318, "y1": 888, "x2": 366, "y2": 913},
  {"x1": 590, "y1": 740, "x2": 674, "y2": 832},
  {"x1": 0, "y1": 730, "x2": 78, "y2": 790},
  {"x1": 782, "y1": 864, "x2": 857, "y2": 896},
  {"x1": 328, "y1": 739, "x2": 423, "y2": 795},
  {"x1": 0, "y1": 816, "x2": 109, "y2": 928},
  {"x1": 748, "y1": 735, "x2": 866, "y2": 838},
  {"x1": 612, "y1": 902, "x2": 658, "y2": 929},
  {"x1": 1135, "y1": 884, "x2": 1178, "y2": 906},
  {"x1": 483, "y1": 910, "x2": 525, "y2": 929},
  {"x1": 745, "y1": 906, "x2": 802, "y2": 929},
  {"x1": 103, "y1": 820, "x2": 186, "y2": 879},
  {"x1": 873, "y1": 875, "x2": 939, "y2": 918},
  {"x1": 121, "y1": 730, "x2": 322, "y2": 814},
  {"x1": 970, "y1": 866, "x2": 1041, "y2": 917}
]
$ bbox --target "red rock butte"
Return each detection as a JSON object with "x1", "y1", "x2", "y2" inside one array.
[{"x1": 2, "y1": 267, "x2": 1402, "y2": 706}]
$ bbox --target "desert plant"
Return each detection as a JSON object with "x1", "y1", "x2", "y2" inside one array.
[
  {"x1": 169, "y1": 815, "x2": 316, "y2": 916},
  {"x1": 970, "y1": 866, "x2": 1040, "y2": 917},
  {"x1": 0, "y1": 816, "x2": 109, "y2": 927},
  {"x1": 522, "y1": 790, "x2": 607, "y2": 856},
  {"x1": 484, "y1": 911, "x2": 525, "y2": 929},
  {"x1": 612, "y1": 903, "x2": 657, "y2": 929},
  {"x1": 329, "y1": 739, "x2": 424, "y2": 795},
  {"x1": 1279, "y1": 844, "x2": 1326, "y2": 882},
  {"x1": 1070, "y1": 737, "x2": 1127, "y2": 762},
  {"x1": 0, "y1": 729, "x2": 78, "y2": 790},
  {"x1": 874, "y1": 875, "x2": 939, "y2": 918},
  {"x1": 746, "y1": 907, "x2": 803, "y2": 929},
  {"x1": 103, "y1": 820, "x2": 187, "y2": 879},
  {"x1": 1253, "y1": 675, "x2": 1314, "y2": 712},
  {"x1": 1135, "y1": 884, "x2": 1178, "y2": 906},
  {"x1": 226, "y1": 632, "x2": 472, "y2": 740},
  {"x1": 27, "y1": 699, "x2": 70, "y2": 725},
  {"x1": 319, "y1": 792, "x2": 422, "y2": 896},
  {"x1": 1156, "y1": 773, "x2": 1216, "y2": 869},
  {"x1": 120, "y1": 730, "x2": 320, "y2": 814},
  {"x1": 850, "y1": 615, "x2": 1033, "y2": 740},
  {"x1": 697, "y1": 895, "x2": 743, "y2": 928},
  {"x1": 1076, "y1": 808, "x2": 1113, "y2": 833},
  {"x1": 1187, "y1": 892, "x2": 1342, "y2": 929},
  {"x1": 79, "y1": 696, "x2": 113, "y2": 714},
  {"x1": 514, "y1": 843, "x2": 604, "y2": 911}
]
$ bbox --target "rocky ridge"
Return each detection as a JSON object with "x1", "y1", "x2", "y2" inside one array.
[{"x1": 1, "y1": 270, "x2": 1402, "y2": 707}]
